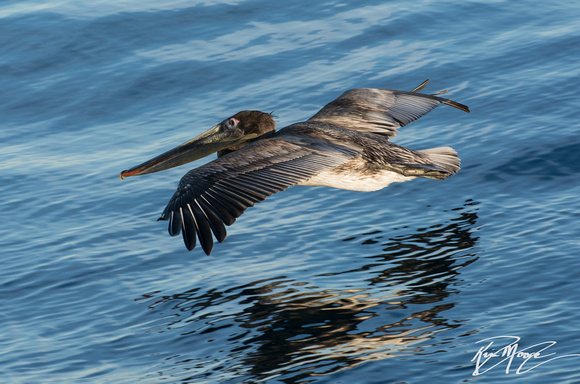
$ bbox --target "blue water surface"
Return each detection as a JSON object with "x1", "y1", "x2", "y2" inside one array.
[{"x1": 1, "y1": 0, "x2": 580, "y2": 383}]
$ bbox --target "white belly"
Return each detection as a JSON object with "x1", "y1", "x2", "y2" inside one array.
[{"x1": 298, "y1": 169, "x2": 415, "y2": 192}]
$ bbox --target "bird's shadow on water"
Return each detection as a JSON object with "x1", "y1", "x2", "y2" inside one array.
[{"x1": 137, "y1": 200, "x2": 480, "y2": 383}]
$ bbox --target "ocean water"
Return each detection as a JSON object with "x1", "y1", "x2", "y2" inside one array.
[{"x1": 1, "y1": 0, "x2": 580, "y2": 383}]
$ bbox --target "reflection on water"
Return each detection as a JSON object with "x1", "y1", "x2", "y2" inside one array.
[{"x1": 139, "y1": 201, "x2": 479, "y2": 383}]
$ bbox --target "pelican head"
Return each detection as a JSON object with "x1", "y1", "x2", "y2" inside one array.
[{"x1": 120, "y1": 110, "x2": 275, "y2": 179}]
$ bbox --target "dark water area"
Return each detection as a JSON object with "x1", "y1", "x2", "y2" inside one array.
[{"x1": 1, "y1": 0, "x2": 580, "y2": 383}]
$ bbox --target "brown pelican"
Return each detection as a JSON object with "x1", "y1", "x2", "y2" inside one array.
[{"x1": 120, "y1": 80, "x2": 469, "y2": 255}]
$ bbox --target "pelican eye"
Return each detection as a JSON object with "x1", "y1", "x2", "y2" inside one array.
[{"x1": 227, "y1": 118, "x2": 238, "y2": 128}]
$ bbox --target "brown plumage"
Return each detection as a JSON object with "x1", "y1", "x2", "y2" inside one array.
[{"x1": 120, "y1": 80, "x2": 469, "y2": 254}]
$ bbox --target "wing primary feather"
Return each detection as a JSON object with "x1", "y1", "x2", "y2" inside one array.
[
  {"x1": 196, "y1": 198, "x2": 228, "y2": 243},
  {"x1": 180, "y1": 204, "x2": 197, "y2": 251},
  {"x1": 168, "y1": 211, "x2": 175, "y2": 235},
  {"x1": 169, "y1": 209, "x2": 182, "y2": 237},
  {"x1": 209, "y1": 187, "x2": 250, "y2": 212},
  {"x1": 441, "y1": 99, "x2": 470, "y2": 113},
  {"x1": 189, "y1": 203, "x2": 214, "y2": 255},
  {"x1": 200, "y1": 193, "x2": 237, "y2": 226},
  {"x1": 207, "y1": 191, "x2": 246, "y2": 219},
  {"x1": 411, "y1": 79, "x2": 430, "y2": 92},
  {"x1": 409, "y1": 79, "x2": 449, "y2": 96},
  {"x1": 158, "y1": 210, "x2": 169, "y2": 221}
]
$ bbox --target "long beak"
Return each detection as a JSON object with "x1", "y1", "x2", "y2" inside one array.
[{"x1": 120, "y1": 124, "x2": 251, "y2": 180}]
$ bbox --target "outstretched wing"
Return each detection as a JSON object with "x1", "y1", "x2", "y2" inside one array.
[
  {"x1": 309, "y1": 80, "x2": 469, "y2": 137},
  {"x1": 158, "y1": 137, "x2": 353, "y2": 255}
]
